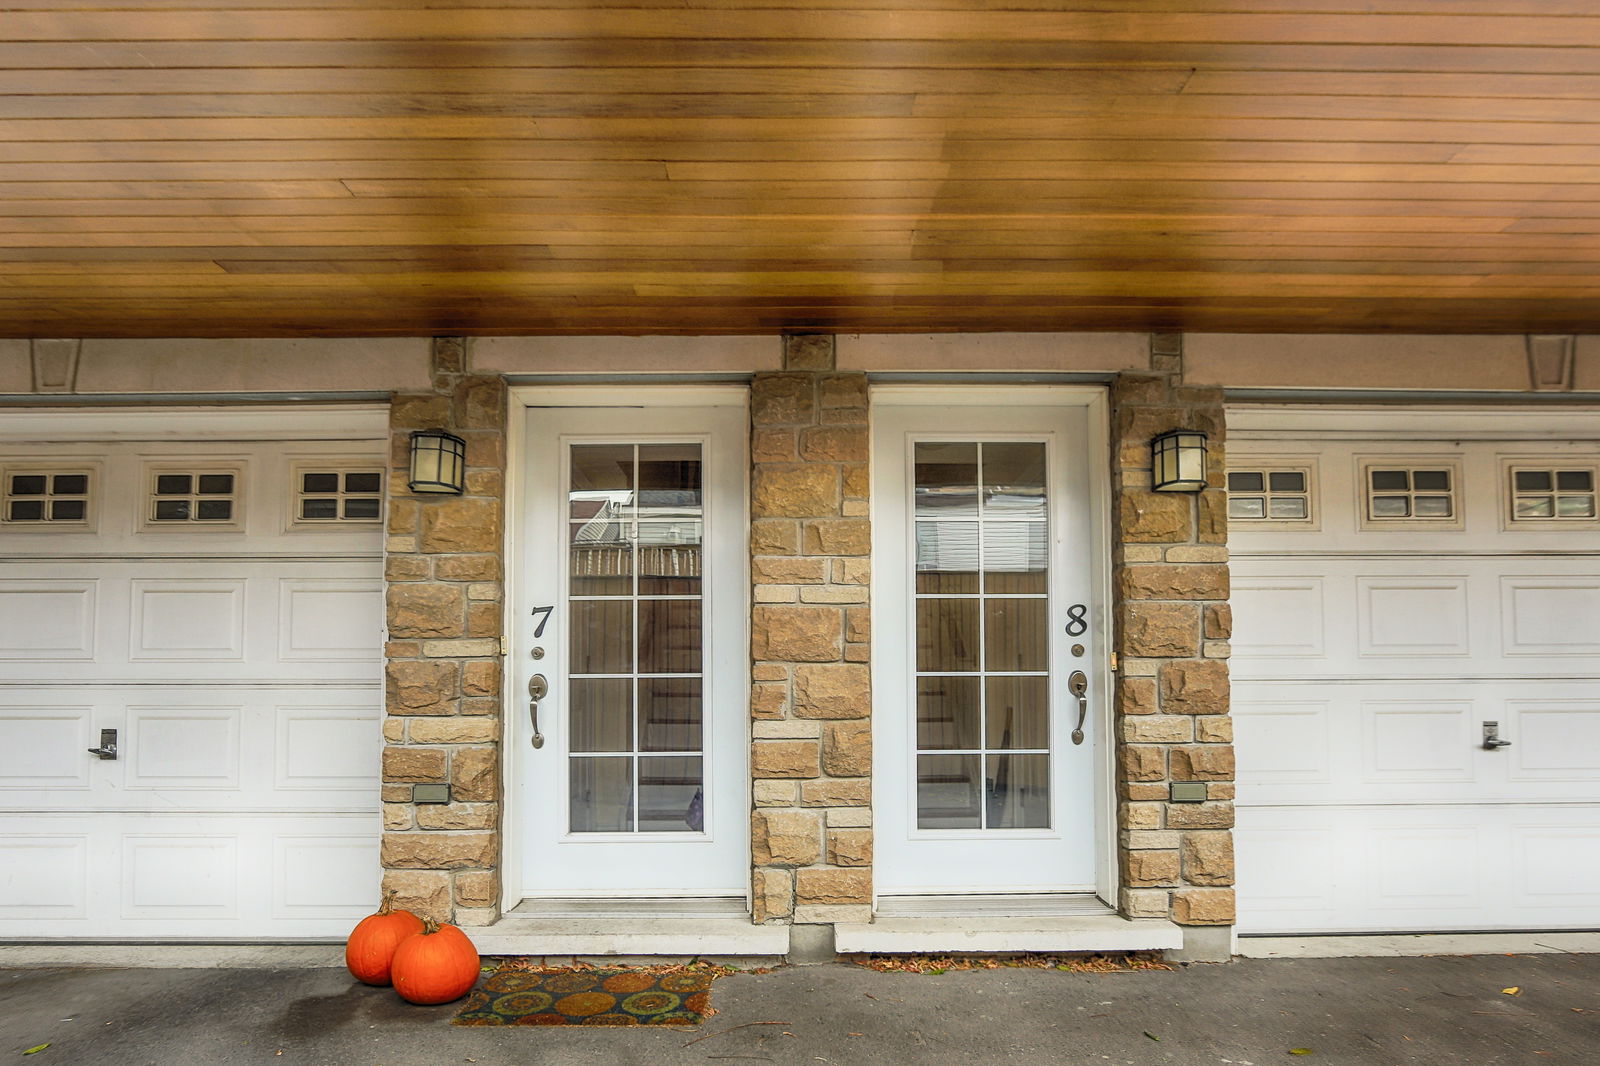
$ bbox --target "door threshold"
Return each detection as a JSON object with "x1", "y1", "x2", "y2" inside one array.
[
  {"x1": 836, "y1": 912, "x2": 1182, "y2": 955},
  {"x1": 875, "y1": 893, "x2": 1113, "y2": 918}
]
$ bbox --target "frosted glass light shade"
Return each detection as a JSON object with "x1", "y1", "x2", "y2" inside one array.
[
  {"x1": 408, "y1": 429, "x2": 466, "y2": 494},
  {"x1": 1151, "y1": 430, "x2": 1208, "y2": 492}
]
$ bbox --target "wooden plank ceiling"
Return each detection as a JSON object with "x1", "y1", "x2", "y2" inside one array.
[{"x1": 4, "y1": 1, "x2": 1600, "y2": 336}]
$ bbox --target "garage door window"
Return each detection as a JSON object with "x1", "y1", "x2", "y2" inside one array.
[
  {"x1": 1509, "y1": 466, "x2": 1597, "y2": 522},
  {"x1": 2, "y1": 468, "x2": 92, "y2": 525},
  {"x1": 145, "y1": 466, "x2": 242, "y2": 527},
  {"x1": 1361, "y1": 462, "x2": 1460, "y2": 526},
  {"x1": 291, "y1": 465, "x2": 384, "y2": 524},
  {"x1": 1227, "y1": 467, "x2": 1313, "y2": 524}
]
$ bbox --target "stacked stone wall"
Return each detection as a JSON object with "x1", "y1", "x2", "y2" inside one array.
[
  {"x1": 379, "y1": 336, "x2": 507, "y2": 925},
  {"x1": 749, "y1": 335, "x2": 874, "y2": 925},
  {"x1": 1110, "y1": 333, "x2": 1236, "y2": 927}
]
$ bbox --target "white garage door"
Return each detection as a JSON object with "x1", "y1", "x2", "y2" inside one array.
[
  {"x1": 1229, "y1": 406, "x2": 1600, "y2": 934},
  {"x1": 0, "y1": 406, "x2": 387, "y2": 938}
]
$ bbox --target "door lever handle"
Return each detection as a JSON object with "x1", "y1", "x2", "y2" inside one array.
[
  {"x1": 528, "y1": 674, "x2": 547, "y2": 749},
  {"x1": 1068, "y1": 671, "x2": 1089, "y2": 745}
]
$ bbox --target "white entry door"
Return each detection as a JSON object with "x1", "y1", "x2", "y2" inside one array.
[
  {"x1": 514, "y1": 391, "x2": 748, "y2": 901},
  {"x1": 873, "y1": 388, "x2": 1110, "y2": 898}
]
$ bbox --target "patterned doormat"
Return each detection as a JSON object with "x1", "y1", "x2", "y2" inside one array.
[{"x1": 453, "y1": 965, "x2": 717, "y2": 1026}]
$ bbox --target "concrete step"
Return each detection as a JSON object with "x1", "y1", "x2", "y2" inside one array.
[
  {"x1": 834, "y1": 914, "x2": 1183, "y2": 955},
  {"x1": 471, "y1": 916, "x2": 791, "y2": 958}
]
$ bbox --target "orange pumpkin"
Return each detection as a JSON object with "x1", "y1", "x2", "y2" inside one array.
[
  {"x1": 391, "y1": 918, "x2": 481, "y2": 1005},
  {"x1": 344, "y1": 891, "x2": 424, "y2": 986}
]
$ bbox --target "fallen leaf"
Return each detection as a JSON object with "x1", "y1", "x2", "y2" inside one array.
[
  {"x1": 1290, "y1": 1050, "x2": 1313, "y2": 1057},
  {"x1": 1144, "y1": 1032, "x2": 1160, "y2": 1041},
  {"x1": 23, "y1": 1047, "x2": 49, "y2": 1056},
  {"x1": 1502, "y1": 987, "x2": 1521, "y2": 996}
]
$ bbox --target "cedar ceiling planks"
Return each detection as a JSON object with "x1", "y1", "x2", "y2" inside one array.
[{"x1": 1, "y1": 3, "x2": 1599, "y2": 336}]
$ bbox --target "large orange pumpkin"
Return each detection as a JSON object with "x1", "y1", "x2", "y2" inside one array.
[
  {"x1": 344, "y1": 892, "x2": 424, "y2": 986},
  {"x1": 391, "y1": 919, "x2": 481, "y2": 1005}
]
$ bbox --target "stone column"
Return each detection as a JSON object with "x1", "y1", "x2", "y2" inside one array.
[
  {"x1": 749, "y1": 335, "x2": 873, "y2": 934},
  {"x1": 379, "y1": 337, "x2": 507, "y2": 925},
  {"x1": 1110, "y1": 332, "x2": 1236, "y2": 959}
]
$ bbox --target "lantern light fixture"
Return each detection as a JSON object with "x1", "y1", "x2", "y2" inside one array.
[
  {"x1": 408, "y1": 429, "x2": 466, "y2": 495},
  {"x1": 1150, "y1": 429, "x2": 1209, "y2": 492}
]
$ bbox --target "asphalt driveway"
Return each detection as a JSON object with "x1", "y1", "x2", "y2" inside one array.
[{"x1": 2, "y1": 951, "x2": 1596, "y2": 1065}]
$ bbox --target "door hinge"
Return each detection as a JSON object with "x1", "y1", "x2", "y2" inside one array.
[
  {"x1": 1109, "y1": 652, "x2": 1119, "y2": 671},
  {"x1": 498, "y1": 636, "x2": 508, "y2": 657}
]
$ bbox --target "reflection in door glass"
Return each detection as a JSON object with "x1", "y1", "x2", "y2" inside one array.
[
  {"x1": 567, "y1": 443, "x2": 706, "y2": 833},
  {"x1": 913, "y1": 441, "x2": 1051, "y2": 830}
]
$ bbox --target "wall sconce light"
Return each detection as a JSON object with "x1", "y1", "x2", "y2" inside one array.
[
  {"x1": 408, "y1": 429, "x2": 466, "y2": 495},
  {"x1": 1150, "y1": 429, "x2": 1209, "y2": 492}
]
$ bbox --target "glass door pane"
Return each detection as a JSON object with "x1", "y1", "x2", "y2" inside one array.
[
  {"x1": 567, "y1": 442, "x2": 705, "y2": 834},
  {"x1": 913, "y1": 441, "x2": 1051, "y2": 831}
]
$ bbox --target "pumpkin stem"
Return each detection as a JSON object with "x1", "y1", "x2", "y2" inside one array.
[
  {"x1": 377, "y1": 888, "x2": 397, "y2": 915},
  {"x1": 422, "y1": 916, "x2": 440, "y2": 935}
]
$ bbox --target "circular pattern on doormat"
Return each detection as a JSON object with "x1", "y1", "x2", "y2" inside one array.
[{"x1": 452, "y1": 966, "x2": 723, "y2": 1028}]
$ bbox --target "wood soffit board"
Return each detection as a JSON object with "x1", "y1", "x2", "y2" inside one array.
[{"x1": 4, "y1": 2, "x2": 1600, "y2": 337}]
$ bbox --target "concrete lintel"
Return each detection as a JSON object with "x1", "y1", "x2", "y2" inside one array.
[{"x1": 833, "y1": 915, "x2": 1183, "y2": 955}]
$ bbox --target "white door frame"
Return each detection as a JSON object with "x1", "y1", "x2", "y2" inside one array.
[
  {"x1": 501, "y1": 385, "x2": 751, "y2": 908},
  {"x1": 869, "y1": 384, "x2": 1116, "y2": 904}
]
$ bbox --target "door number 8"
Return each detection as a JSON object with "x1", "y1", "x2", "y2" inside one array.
[{"x1": 1065, "y1": 604, "x2": 1088, "y2": 637}]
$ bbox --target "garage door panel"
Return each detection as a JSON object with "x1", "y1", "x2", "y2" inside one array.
[
  {"x1": 4, "y1": 813, "x2": 378, "y2": 937},
  {"x1": 1509, "y1": 701, "x2": 1600, "y2": 782},
  {"x1": 278, "y1": 580, "x2": 385, "y2": 662},
  {"x1": 124, "y1": 704, "x2": 244, "y2": 791},
  {"x1": 273, "y1": 836, "x2": 382, "y2": 919},
  {"x1": 0, "y1": 835, "x2": 89, "y2": 920},
  {"x1": 1239, "y1": 804, "x2": 1600, "y2": 933},
  {"x1": 275, "y1": 703, "x2": 382, "y2": 792},
  {"x1": 3, "y1": 686, "x2": 380, "y2": 813},
  {"x1": 1515, "y1": 826, "x2": 1600, "y2": 907},
  {"x1": 123, "y1": 835, "x2": 240, "y2": 918},
  {"x1": 1357, "y1": 577, "x2": 1471, "y2": 659},
  {"x1": 1240, "y1": 680, "x2": 1597, "y2": 808},
  {"x1": 0, "y1": 562, "x2": 381, "y2": 683},
  {"x1": 1235, "y1": 559, "x2": 1600, "y2": 680},
  {"x1": 1364, "y1": 700, "x2": 1475, "y2": 784},
  {"x1": 1501, "y1": 576, "x2": 1600, "y2": 658},
  {"x1": 1233, "y1": 695, "x2": 1336, "y2": 787},
  {"x1": 1372, "y1": 825, "x2": 1484, "y2": 907},
  {"x1": 0, "y1": 702, "x2": 96, "y2": 790},
  {"x1": 0, "y1": 580, "x2": 97, "y2": 661},
  {"x1": 1229, "y1": 576, "x2": 1328, "y2": 661}
]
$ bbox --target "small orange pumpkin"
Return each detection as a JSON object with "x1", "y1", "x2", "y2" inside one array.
[
  {"x1": 344, "y1": 891, "x2": 424, "y2": 986},
  {"x1": 391, "y1": 918, "x2": 481, "y2": 1005}
]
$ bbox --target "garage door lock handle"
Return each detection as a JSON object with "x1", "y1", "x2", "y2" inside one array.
[
  {"x1": 1481, "y1": 721, "x2": 1512, "y2": 751},
  {"x1": 87, "y1": 728, "x2": 118, "y2": 760}
]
